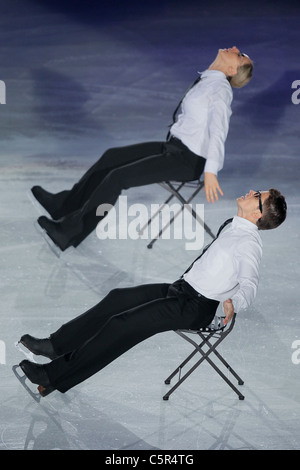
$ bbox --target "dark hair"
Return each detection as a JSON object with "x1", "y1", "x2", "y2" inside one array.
[{"x1": 257, "y1": 188, "x2": 287, "y2": 230}]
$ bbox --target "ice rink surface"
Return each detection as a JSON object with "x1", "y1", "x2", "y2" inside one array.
[{"x1": 0, "y1": 0, "x2": 299, "y2": 451}]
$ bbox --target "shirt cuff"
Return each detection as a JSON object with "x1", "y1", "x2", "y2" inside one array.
[
  {"x1": 204, "y1": 159, "x2": 219, "y2": 175},
  {"x1": 231, "y1": 295, "x2": 247, "y2": 314}
]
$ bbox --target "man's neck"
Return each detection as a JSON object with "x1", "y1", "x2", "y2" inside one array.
[
  {"x1": 236, "y1": 211, "x2": 257, "y2": 226},
  {"x1": 208, "y1": 61, "x2": 227, "y2": 76}
]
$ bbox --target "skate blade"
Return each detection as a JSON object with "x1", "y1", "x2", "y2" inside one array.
[
  {"x1": 34, "y1": 221, "x2": 62, "y2": 258},
  {"x1": 15, "y1": 341, "x2": 37, "y2": 362},
  {"x1": 12, "y1": 364, "x2": 41, "y2": 403}
]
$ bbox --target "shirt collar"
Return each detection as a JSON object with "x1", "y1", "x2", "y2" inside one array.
[
  {"x1": 200, "y1": 69, "x2": 228, "y2": 80},
  {"x1": 232, "y1": 215, "x2": 259, "y2": 232}
]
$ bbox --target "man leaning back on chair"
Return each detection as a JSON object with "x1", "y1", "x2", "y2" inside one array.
[{"x1": 18, "y1": 188, "x2": 287, "y2": 397}]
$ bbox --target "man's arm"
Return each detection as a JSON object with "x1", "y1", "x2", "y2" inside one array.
[
  {"x1": 231, "y1": 239, "x2": 262, "y2": 313},
  {"x1": 204, "y1": 88, "x2": 232, "y2": 203}
]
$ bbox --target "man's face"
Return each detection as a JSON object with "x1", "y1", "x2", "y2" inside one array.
[
  {"x1": 237, "y1": 190, "x2": 269, "y2": 218},
  {"x1": 217, "y1": 46, "x2": 252, "y2": 73}
]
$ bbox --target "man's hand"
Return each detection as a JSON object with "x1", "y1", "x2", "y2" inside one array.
[
  {"x1": 204, "y1": 172, "x2": 224, "y2": 203},
  {"x1": 222, "y1": 299, "x2": 234, "y2": 325}
]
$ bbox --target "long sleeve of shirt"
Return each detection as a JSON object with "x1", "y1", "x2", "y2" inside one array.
[
  {"x1": 183, "y1": 217, "x2": 263, "y2": 313},
  {"x1": 170, "y1": 69, "x2": 233, "y2": 176}
]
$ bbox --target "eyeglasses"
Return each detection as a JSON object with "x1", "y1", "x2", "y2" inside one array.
[
  {"x1": 254, "y1": 191, "x2": 263, "y2": 215},
  {"x1": 238, "y1": 52, "x2": 249, "y2": 58}
]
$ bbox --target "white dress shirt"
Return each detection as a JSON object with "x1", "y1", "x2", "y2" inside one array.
[
  {"x1": 170, "y1": 69, "x2": 233, "y2": 175},
  {"x1": 183, "y1": 216, "x2": 263, "y2": 313}
]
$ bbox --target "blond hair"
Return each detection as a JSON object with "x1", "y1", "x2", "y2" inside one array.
[{"x1": 230, "y1": 61, "x2": 254, "y2": 88}]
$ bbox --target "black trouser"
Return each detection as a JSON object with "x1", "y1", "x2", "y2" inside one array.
[
  {"x1": 52, "y1": 138, "x2": 205, "y2": 247},
  {"x1": 45, "y1": 279, "x2": 219, "y2": 393}
]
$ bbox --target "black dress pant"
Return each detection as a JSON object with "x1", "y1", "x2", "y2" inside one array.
[
  {"x1": 51, "y1": 138, "x2": 205, "y2": 247},
  {"x1": 45, "y1": 279, "x2": 219, "y2": 393}
]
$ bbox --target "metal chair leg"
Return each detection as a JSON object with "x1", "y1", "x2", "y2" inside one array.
[
  {"x1": 163, "y1": 314, "x2": 245, "y2": 401},
  {"x1": 140, "y1": 180, "x2": 215, "y2": 248}
]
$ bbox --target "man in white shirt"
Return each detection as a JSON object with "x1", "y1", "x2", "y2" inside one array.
[
  {"x1": 18, "y1": 187, "x2": 287, "y2": 397},
  {"x1": 30, "y1": 47, "x2": 253, "y2": 252}
]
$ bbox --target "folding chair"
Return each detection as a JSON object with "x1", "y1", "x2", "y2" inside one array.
[
  {"x1": 163, "y1": 313, "x2": 245, "y2": 401},
  {"x1": 139, "y1": 179, "x2": 216, "y2": 249}
]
